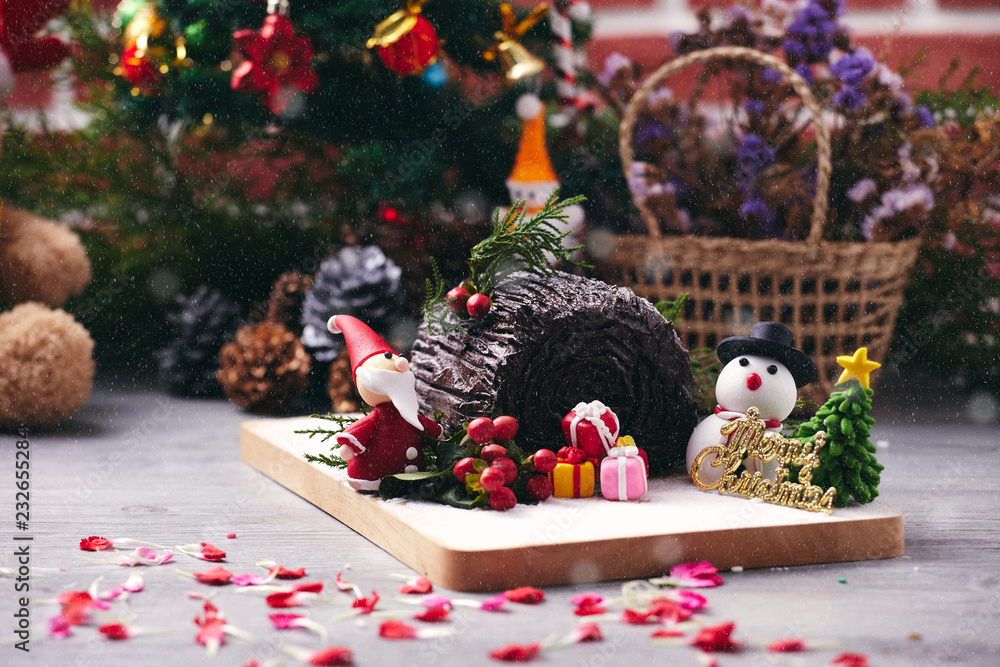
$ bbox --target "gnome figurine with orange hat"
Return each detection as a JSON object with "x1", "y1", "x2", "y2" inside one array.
[
  {"x1": 499, "y1": 94, "x2": 583, "y2": 254},
  {"x1": 326, "y1": 314, "x2": 443, "y2": 491}
]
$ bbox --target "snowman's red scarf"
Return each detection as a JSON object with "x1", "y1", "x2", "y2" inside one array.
[{"x1": 714, "y1": 405, "x2": 782, "y2": 429}]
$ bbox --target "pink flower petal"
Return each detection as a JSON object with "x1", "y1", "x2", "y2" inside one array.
[
  {"x1": 199, "y1": 542, "x2": 227, "y2": 562},
  {"x1": 48, "y1": 616, "x2": 72, "y2": 638},
  {"x1": 668, "y1": 561, "x2": 724, "y2": 588},
  {"x1": 123, "y1": 573, "x2": 144, "y2": 593},
  {"x1": 568, "y1": 623, "x2": 602, "y2": 643},
  {"x1": 673, "y1": 589, "x2": 708, "y2": 611},
  {"x1": 233, "y1": 573, "x2": 270, "y2": 586},
  {"x1": 268, "y1": 613, "x2": 304, "y2": 630},
  {"x1": 480, "y1": 594, "x2": 508, "y2": 612},
  {"x1": 226, "y1": 533, "x2": 237, "y2": 539},
  {"x1": 570, "y1": 593, "x2": 603, "y2": 606},
  {"x1": 421, "y1": 594, "x2": 452, "y2": 610}
]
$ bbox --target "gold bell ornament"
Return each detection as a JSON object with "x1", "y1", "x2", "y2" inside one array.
[{"x1": 483, "y1": 3, "x2": 548, "y2": 83}]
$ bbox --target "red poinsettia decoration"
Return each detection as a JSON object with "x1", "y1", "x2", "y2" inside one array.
[{"x1": 231, "y1": 14, "x2": 318, "y2": 115}]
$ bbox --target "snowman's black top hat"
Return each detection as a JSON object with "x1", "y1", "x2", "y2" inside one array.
[{"x1": 717, "y1": 322, "x2": 817, "y2": 388}]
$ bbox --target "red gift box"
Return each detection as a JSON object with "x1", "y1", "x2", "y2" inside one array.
[{"x1": 562, "y1": 401, "x2": 620, "y2": 461}]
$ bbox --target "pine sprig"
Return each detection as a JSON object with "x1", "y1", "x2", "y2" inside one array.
[
  {"x1": 304, "y1": 452, "x2": 348, "y2": 469},
  {"x1": 422, "y1": 257, "x2": 465, "y2": 335},
  {"x1": 295, "y1": 413, "x2": 361, "y2": 443},
  {"x1": 466, "y1": 191, "x2": 588, "y2": 295}
]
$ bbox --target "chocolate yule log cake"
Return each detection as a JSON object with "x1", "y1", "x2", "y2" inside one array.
[{"x1": 411, "y1": 271, "x2": 697, "y2": 474}]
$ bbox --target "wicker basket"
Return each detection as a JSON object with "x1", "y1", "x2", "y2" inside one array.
[{"x1": 607, "y1": 46, "x2": 921, "y2": 404}]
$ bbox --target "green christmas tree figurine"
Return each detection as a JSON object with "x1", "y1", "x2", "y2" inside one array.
[{"x1": 795, "y1": 348, "x2": 884, "y2": 507}]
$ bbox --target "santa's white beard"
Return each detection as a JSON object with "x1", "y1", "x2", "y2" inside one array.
[{"x1": 356, "y1": 366, "x2": 423, "y2": 430}]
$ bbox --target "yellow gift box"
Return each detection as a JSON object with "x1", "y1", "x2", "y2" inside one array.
[{"x1": 549, "y1": 460, "x2": 595, "y2": 499}]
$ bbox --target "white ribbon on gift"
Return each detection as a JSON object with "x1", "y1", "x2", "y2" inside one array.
[
  {"x1": 607, "y1": 445, "x2": 639, "y2": 458},
  {"x1": 568, "y1": 401, "x2": 620, "y2": 454}
]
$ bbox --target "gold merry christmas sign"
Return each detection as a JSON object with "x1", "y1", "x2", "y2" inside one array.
[{"x1": 690, "y1": 407, "x2": 837, "y2": 513}]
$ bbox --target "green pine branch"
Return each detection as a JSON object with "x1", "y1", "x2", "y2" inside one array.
[
  {"x1": 466, "y1": 191, "x2": 588, "y2": 295},
  {"x1": 304, "y1": 452, "x2": 348, "y2": 469}
]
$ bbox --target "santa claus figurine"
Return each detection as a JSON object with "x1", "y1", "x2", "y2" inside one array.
[
  {"x1": 0, "y1": 0, "x2": 71, "y2": 94},
  {"x1": 326, "y1": 314, "x2": 442, "y2": 491}
]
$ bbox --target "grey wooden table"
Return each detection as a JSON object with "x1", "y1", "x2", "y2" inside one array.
[{"x1": 2, "y1": 378, "x2": 998, "y2": 666}]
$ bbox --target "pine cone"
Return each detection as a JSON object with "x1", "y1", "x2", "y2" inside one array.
[
  {"x1": 300, "y1": 246, "x2": 406, "y2": 363},
  {"x1": 157, "y1": 286, "x2": 242, "y2": 397},
  {"x1": 266, "y1": 271, "x2": 313, "y2": 336},
  {"x1": 217, "y1": 322, "x2": 311, "y2": 413},
  {"x1": 327, "y1": 347, "x2": 363, "y2": 413}
]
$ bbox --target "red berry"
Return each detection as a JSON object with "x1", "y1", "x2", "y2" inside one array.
[
  {"x1": 479, "y1": 466, "x2": 505, "y2": 492},
  {"x1": 492, "y1": 416, "x2": 519, "y2": 443},
  {"x1": 532, "y1": 449, "x2": 557, "y2": 474},
  {"x1": 446, "y1": 286, "x2": 471, "y2": 315},
  {"x1": 481, "y1": 444, "x2": 508, "y2": 463},
  {"x1": 525, "y1": 475, "x2": 553, "y2": 501},
  {"x1": 489, "y1": 486, "x2": 517, "y2": 511},
  {"x1": 468, "y1": 417, "x2": 495, "y2": 445},
  {"x1": 454, "y1": 457, "x2": 480, "y2": 483},
  {"x1": 491, "y1": 457, "x2": 518, "y2": 485},
  {"x1": 466, "y1": 293, "x2": 492, "y2": 318}
]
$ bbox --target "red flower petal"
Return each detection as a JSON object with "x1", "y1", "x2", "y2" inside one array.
[
  {"x1": 689, "y1": 622, "x2": 741, "y2": 652},
  {"x1": 503, "y1": 587, "x2": 544, "y2": 604},
  {"x1": 649, "y1": 598, "x2": 691, "y2": 623},
  {"x1": 98, "y1": 622, "x2": 130, "y2": 640},
  {"x1": 622, "y1": 608, "x2": 654, "y2": 624},
  {"x1": 651, "y1": 628, "x2": 685, "y2": 638},
  {"x1": 266, "y1": 591, "x2": 299, "y2": 608},
  {"x1": 574, "y1": 623, "x2": 603, "y2": 642},
  {"x1": 768, "y1": 638, "x2": 808, "y2": 652},
  {"x1": 268, "y1": 613, "x2": 303, "y2": 630},
  {"x1": 570, "y1": 593, "x2": 603, "y2": 606},
  {"x1": 414, "y1": 606, "x2": 450, "y2": 622},
  {"x1": 80, "y1": 536, "x2": 113, "y2": 551},
  {"x1": 194, "y1": 601, "x2": 227, "y2": 648},
  {"x1": 573, "y1": 602, "x2": 606, "y2": 616},
  {"x1": 379, "y1": 620, "x2": 418, "y2": 640},
  {"x1": 399, "y1": 576, "x2": 433, "y2": 595},
  {"x1": 831, "y1": 652, "x2": 870, "y2": 667},
  {"x1": 273, "y1": 565, "x2": 306, "y2": 579},
  {"x1": 58, "y1": 591, "x2": 95, "y2": 626},
  {"x1": 308, "y1": 646, "x2": 354, "y2": 666},
  {"x1": 669, "y1": 560, "x2": 724, "y2": 588},
  {"x1": 193, "y1": 565, "x2": 233, "y2": 586},
  {"x1": 489, "y1": 642, "x2": 541, "y2": 662},
  {"x1": 293, "y1": 581, "x2": 324, "y2": 593},
  {"x1": 334, "y1": 572, "x2": 354, "y2": 591},
  {"x1": 199, "y1": 542, "x2": 226, "y2": 561},
  {"x1": 352, "y1": 591, "x2": 380, "y2": 614}
]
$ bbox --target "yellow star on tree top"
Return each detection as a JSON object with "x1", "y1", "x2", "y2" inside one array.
[{"x1": 836, "y1": 347, "x2": 881, "y2": 389}]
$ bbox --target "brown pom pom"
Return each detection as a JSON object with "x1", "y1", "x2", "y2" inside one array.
[
  {"x1": 266, "y1": 271, "x2": 313, "y2": 336},
  {"x1": 0, "y1": 208, "x2": 91, "y2": 307},
  {"x1": 327, "y1": 347, "x2": 363, "y2": 413},
  {"x1": 217, "y1": 322, "x2": 310, "y2": 413},
  {"x1": 0, "y1": 303, "x2": 95, "y2": 428}
]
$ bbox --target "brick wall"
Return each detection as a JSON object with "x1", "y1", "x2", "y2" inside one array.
[{"x1": 590, "y1": 0, "x2": 1000, "y2": 91}]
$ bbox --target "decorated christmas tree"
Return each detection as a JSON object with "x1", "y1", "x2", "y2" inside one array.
[{"x1": 794, "y1": 348, "x2": 884, "y2": 507}]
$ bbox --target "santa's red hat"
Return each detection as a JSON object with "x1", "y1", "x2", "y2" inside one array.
[
  {"x1": 327, "y1": 314, "x2": 395, "y2": 383},
  {"x1": 0, "y1": 0, "x2": 71, "y2": 77}
]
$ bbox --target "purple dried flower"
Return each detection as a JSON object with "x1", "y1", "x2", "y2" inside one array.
[
  {"x1": 745, "y1": 100, "x2": 765, "y2": 116},
  {"x1": 597, "y1": 52, "x2": 632, "y2": 88},
  {"x1": 794, "y1": 63, "x2": 814, "y2": 84},
  {"x1": 635, "y1": 120, "x2": 672, "y2": 151},
  {"x1": 830, "y1": 50, "x2": 875, "y2": 86},
  {"x1": 735, "y1": 134, "x2": 775, "y2": 185},
  {"x1": 761, "y1": 68, "x2": 782, "y2": 85},
  {"x1": 784, "y1": 1, "x2": 838, "y2": 63},
  {"x1": 847, "y1": 179, "x2": 877, "y2": 203},
  {"x1": 833, "y1": 86, "x2": 866, "y2": 111},
  {"x1": 861, "y1": 184, "x2": 934, "y2": 239},
  {"x1": 915, "y1": 105, "x2": 935, "y2": 128},
  {"x1": 740, "y1": 196, "x2": 777, "y2": 236}
]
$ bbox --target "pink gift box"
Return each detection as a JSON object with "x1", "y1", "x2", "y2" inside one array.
[{"x1": 600, "y1": 446, "x2": 647, "y2": 501}]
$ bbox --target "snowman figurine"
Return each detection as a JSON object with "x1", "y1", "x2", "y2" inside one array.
[{"x1": 686, "y1": 322, "x2": 816, "y2": 485}]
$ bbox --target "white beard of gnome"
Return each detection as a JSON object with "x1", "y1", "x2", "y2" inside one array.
[
  {"x1": 327, "y1": 315, "x2": 442, "y2": 491},
  {"x1": 686, "y1": 322, "x2": 815, "y2": 487}
]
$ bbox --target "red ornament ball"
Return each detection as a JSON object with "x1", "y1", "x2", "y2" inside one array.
[
  {"x1": 526, "y1": 475, "x2": 553, "y2": 501},
  {"x1": 489, "y1": 486, "x2": 517, "y2": 511},
  {"x1": 492, "y1": 415, "x2": 519, "y2": 443},
  {"x1": 532, "y1": 449, "x2": 557, "y2": 474},
  {"x1": 491, "y1": 457, "x2": 518, "y2": 485},
  {"x1": 466, "y1": 293, "x2": 492, "y2": 318},
  {"x1": 453, "y1": 457, "x2": 480, "y2": 483},
  {"x1": 480, "y1": 444, "x2": 508, "y2": 464},
  {"x1": 468, "y1": 417, "x2": 495, "y2": 445},
  {"x1": 479, "y1": 466, "x2": 506, "y2": 492},
  {"x1": 376, "y1": 15, "x2": 438, "y2": 77}
]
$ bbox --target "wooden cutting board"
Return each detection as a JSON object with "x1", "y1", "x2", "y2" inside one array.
[{"x1": 241, "y1": 416, "x2": 904, "y2": 592}]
